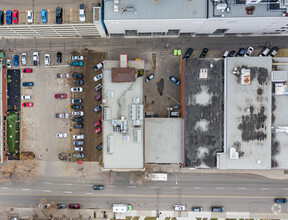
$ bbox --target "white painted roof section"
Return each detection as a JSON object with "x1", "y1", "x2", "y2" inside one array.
[
  {"x1": 102, "y1": 60, "x2": 144, "y2": 170},
  {"x1": 145, "y1": 118, "x2": 184, "y2": 164}
]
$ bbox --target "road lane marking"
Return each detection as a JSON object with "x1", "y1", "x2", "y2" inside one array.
[
  {"x1": 283, "y1": 188, "x2": 288, "y2": 190},
  {"x1": 65, "y1": 183, "x2": 73, "y2": 186},
  {"x1": 1, "y1": 187, "x2": 8, "y2": 190},
  {"x1": 238, "y1": 188, "x2": 247, "y2": 190},
  {"x1": 44, "y1": 182, "x2": 51, "y2": 184},
  {"x1": 150, "y1": 186, "x2": 158, "y2": 189},
  {"x1": 22, "y1": 189, "x2": 31, "y2": 191},
  {"x1": 85, "y1": 193, "x2": 93, "y2": 195},
  {"x1": 261, "y1": 188, "x2": 269, "y2": 190},
  {"x1": 129, "y1": 186, "x2": 136, "y2": 188},
  {"x1": 216, "y1": 187, "x2": 224, "y2": 189},
  {"x1": 193, "y1": 187, "x2": 202, "y2": 189},
  {"x1": 108, "y1": 186, "x2": 115, "y2": 188},
  {"x1": 43, "y1": 190, "x2": 51, "y2": 192},
  {"x1": 64, "y1": 191, "x2": 72, "y2": 194}
]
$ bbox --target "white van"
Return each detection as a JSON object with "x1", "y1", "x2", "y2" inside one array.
[{"x1": 112, "y1": 204, "x2": 132, "y2": 213}]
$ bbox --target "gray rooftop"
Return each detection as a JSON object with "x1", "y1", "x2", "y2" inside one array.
[
  {"x1": 218, "y1": 57, "x2": 272, "y2": 170},
  {"x1": 184, "y1": 59, "x2": 224, "y2": 168}
]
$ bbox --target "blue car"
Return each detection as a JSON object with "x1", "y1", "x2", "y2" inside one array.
[
  {"x1": 41, "y1": 10, "x2": 47, "y2": 23},
  {"x1": 23, "y1": 82, "x2": 34, "y2": 87},
  {"x1": 14, "y1": 55, "x2": 19, "y2": 67},
  {"x1": 6, "y1": 10, "x2": 12, "y2": 24},
  {"x1": 275, "y1": 198, "x2": 287, "y2": 204}
]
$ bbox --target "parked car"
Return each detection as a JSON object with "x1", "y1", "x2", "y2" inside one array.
[
  {"x1": 93, "y1": 185, "x2": 104, "y2": 190},
  {"x1": 93, "y1": 62, "x2": 104, "y2": 71},
  {"x1": 73, "y1": 134, "x2": 84, "y2": 140},
  {"x1": 93, "y1": 119, "x2": 102, "y2": 127},
  {"x1": 275, "y1": 198, "x2": 287, "y2": 204},
  {"x1": 199, "y1": 48, "x2": 209, "y2": 58},
  {"x1": 6, "y1": 58, "x2": 12, "y2": 68},
  {"x1": 74, "y1": 147, "x2": 83, "y2": 151},
  {"x1": 72, "y1": 55, "x2": 84, "y2": 60},
  {"x1": 22, "y1": 102, "x2": 33, "y2": 107},
  {"x1": 221, "y1": 50, "x2": 229, "y2": 58},
  {"x1": 72, "y1": 153, "x2": 84, "y2": 159},
  {"x1": 93, "y1": 73, "x2": 103, "y2": 82},
  {"x1": 12, "y1": 10, "x2": 19, "y2": 24},
  {"x1": 41, "y1": 9, "x2": 47, "y2": 23},
  {"x1": 33, "y1": 52, "x2": 39, "y2": 66},
  {"x1": 73, "y1": 141, "x2": 84, "y2": 146},
  {"x1": 0, "y1": 10, "x2": 4, "y2": 25},
  {"x1": 244, "y1": 47, "x2": 254, "y2": 57},
  {"x1": 228, "y1": 50, "x2": 236, "y2": 57},
  {"x1": 95, "y1": 92, "x2": 102, "y2": 101},
  {"x1": 145, "y1": 74, "x2": 154, "y2": 82},
  {"x1": 27, "y1": 10, "x2": 33, "y2": 24},
  {"x1": 45, "y1": 54, "x2": 50, "y2": 66},
  {"x1": 173, "y1": 205, "x2": 185, "y2": 211},
  {"x1": 79, "y1": 4, "x2": 86, "y2": 22},
  {"x1": 236, "y1": 48, "x2": 245, "y2": 57},
  {"x1": 39, "y1": 204, "x2": 50, "y2": 208},
  {"x1": 191, "y1": 207, "x2": 202, "y2": 212},
  {"x1": 55, "y1": 93, "x2": 67, "y2": 99},
  {"x1": 211, "y1": 206, "x2": 224, "y2": 212},
  {"x1": 71, "y1": 99, "x2": 82, "y2": 104},
  {"x1": 57, "y1": 52, "x2": 62, "y2": 63},
  {"x1": 56, "y1": 133, "x2": 67, "y2": 138},
  {"x1": 72, "y1": 117, "x2": 83, "y2": 122},
  {"x1": 71, "y1": 87, "x2": 83, "y2": 92},
  {"x1": 23, "y1": 82, "x2": 34, "y2": 87},
  {"x1": 6, "y1": 10, "x2": 12, "y2": 24},
  {"x1": 55, "y1": 113, "x2": 69, "y2": 118},
  {"x1": 57, "y1": 204, "x2": 66, "y2": 209},
  {"x1": 96, "y1": 143, "x2": 102, "y2": 151},
  {"x1": 21, "y1": 95, "x2": 32, "y2": 100},
  {"x1": 94, "y1": 127, "x2": 101, "y2": 134},
  {"x1": 259, "y1": 47, "x2": 270, "y2": 57},
  {"x1": 95, "y1": 84, "x2": 102, "y2": 91},
  {"x1": 72, "y1": 111, "x2": 84, "y2": 116},
  {"x1": 14, "y1": 55, "x2": 19, "y2": 67},
  {"x1": 21, "y1": 53, "x2": 27, "y2": 65},
  {"x1": 71, "y1": 105, "x2": 83, "y2": 110},
  {"x1": 72, "y1": 73, "x2": 83, "y2": 79},
  {"x1": 9, "y1": 217, "x2": 18, "y2": 220},
  {"x1": 169, "y1": 76, "x2": 181, "y2": 85},
  {"x1": 72, "y1": 61, "x2": 83, "y2": 66},
  {"x1": 94, "y1": 104, "x2": 102, "y2": 112},
  {"x1": 182, "y1": 48, "x2": 193, "y2": 59},
  {"x1": 73, "y1": 123, "x2": 83, "y2": 129},
  {"x1": 23, "y1": 68, "x2": 33, "y2": 73},
  {"x1": 269, "y1": 47, "x2": 279, "y2": 57},
  {"x1": 56, "y1": 7, "x2": 63, "y2": 24},
  {"x1": 57, "y1": 73, "x2": 69, "y2": 78},
  {"x1": 69, "y1": 204, "x2": 81, "y2": 209},
  {"x1": 74, "y1": 80, "x2": 84, "y2": 86}
]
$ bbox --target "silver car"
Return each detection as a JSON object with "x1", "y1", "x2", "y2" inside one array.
[{"x1": 74, "y1": 146, "x2": 83, "y2": 151}]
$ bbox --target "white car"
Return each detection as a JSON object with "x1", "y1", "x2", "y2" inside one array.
[
  {"x1": 55, "y1": 113, "x2": 69, "y2": 118},
  {"x1": 221, "y1": 50, "x2": 229, "y2": 58},
  {"x1": 93, "y1": 73, "x2": 103, "y2": 82},
  {"x1": 79, "y1": 4, "x2": 86, "y2": 22},
  {"x1": 95, "y1": 84, "x2": 102, "y2": 91},
  {"x1": 6, "y1": 58, "x2": 12, "y2": 68},
  {"x1": 74, "y1": 146, "x2": 83, "y2": 151},
  {"x1": 21, "y1": 95, "x2": 32, "y2": 100},
  {"x1": 72, "y1": 111, "x2": 84, "y2": 116},
  {"x1": 39, "y1": 204, "x2": 50, "y2": 208},
  {"x1": 71, "y1": 87, "x2": 83, "y2": 92},
  {"x1": 33, "y1": 52, "x2": 39, "y2": 66},
  {"x1": 244, "y1": 47, "x2": 254, "y2": 57},
  {"x1": 259, "y1": 48, "x2": 270, "y2": 57},
  {"x1": 21, "y1": 53, "x2": 27, "y2": 65},
  {"x1": 173, "y1": 205, "x2": 185, "y2": 211},
  {"x1": 27, "y1": 10, "x2": 33, "y2": 24},
  {"x1": 45, "y1": 54, "x2": 50, "y2": 66},
  {"x1": 93, "y1": 62, "x2": 104, "y2": 71},
  {"x1": 56, "y1": 133, "x2": 67, "y2": 138},
  {"x1": 72, "y1": 55, "x2": 84, "y2": 60},
  {"x1": 73, "y1": 134, "x2": 84, "y2": 140}
]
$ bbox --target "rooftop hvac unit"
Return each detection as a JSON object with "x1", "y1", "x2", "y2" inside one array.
[
  {"x1": 107, "y1": 135, "x2": 114, "y2": 153},
  {"x1": 126, "y1": 6, "x2": 135, "y2": 12},
  {"x1": 114, "y1": 0, "x2": 119, "y2": 3},
  {"x1": 229, "y1": 147, "x2": 239, "y2": 159},
  {"x1": 136, "y1": 105, "x2": 144, "y2": 120},
  {"x1": 216, "y1": 4, "x2": 227, "y2": 10},
  {"x1": 129, "y1": 105, "x2": 136, "y2": 120},
  {"x1": 133, "y1": 129, "x2": 142, "y2": 143},
  {"x1": 133, "y1": 96, "x2": 140, "y2": 104},
  {"x1": 103, "y1": 107, "x2": 112, "y2": 120},
  {"x1": 133, "y1": 120, "x2": 140, "y2": 127},
  {"x1": 114, "y1": 5, "x2": 119, "y2": 13}
]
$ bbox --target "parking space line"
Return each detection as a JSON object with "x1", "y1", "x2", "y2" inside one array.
[
  {"x1": 150, "y1": 186, "x2": 158, "y2": 189},
  {"x1": 22, "y1": 188, "x2": 31, "y2": 191},
  {"x1": 1, "y1": 187, "x2": 9, "y2": 190},
  {"x1": 43, "y1": 190, "x2": 51, "y2": 192},
  {"x1": 237, "y1": 188, "x2": 246, "y2": 190},
  {"x1": 65, "y1": 183, "x2": 73, "y2": 185},
  {"x1": 64, "y1": 191, "x2": 72, "y2": 193},
  {"x1": 261, "y1": 188, "x2": 269, "y2": 190}
]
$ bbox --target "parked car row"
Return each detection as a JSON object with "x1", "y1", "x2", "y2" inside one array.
[
  {"x1": 0, "y1": 5, "x2": 86, "y2": 25},
  {"x1": 93, "y1": 64, "x2": 103, "y2": 136},
  {"x1": 39, "y1": 203, "x2": 81, "y2": 209},
  {"x1": 173, "y1": 205, "x2": 223, "y2": 212}
]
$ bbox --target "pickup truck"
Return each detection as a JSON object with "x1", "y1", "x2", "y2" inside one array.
[
  {"x1": 55, "y1": 113, "x2": 69, "y2": 118},
  {"x1": 57, "y1": 73, "x2": 69, "y2": 78}
]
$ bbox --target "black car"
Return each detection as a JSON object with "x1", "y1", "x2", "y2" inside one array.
[
  {"x1": 74, "y1": 80, "x2": 84, "y2": 86},
  {"x1": 73, "y1": 140, "x2": 84, "y2": 146},
  {"x1": 93, "y1": 185, "x2": 104, "y2": 190},
  {"x1": 269, "y1": 46, "x2": 279, "y2": 57},
  {"x1": 236, "y1": 48, "x2": 245, "y2": 57},
  {"x1": 57, "y1": 204, "x2": 66, "y2": 209},
  {"x1": 71, "y1": 99, "x2": 82, "y2": 104},
  {"x1": 73, "y1": 123, "x2": 83, "y2": 129},
  {"x1": 228, "y1": 50, "x2": 236, "y2": 57},
  {"x1": 72, "y1": 105, "x2": 83, "y2": 110},
  {"x1": 0, "y1": 10, "x2": 4, "y2": 25},
  {"x1": 199, "y1": 48, "x2": 209, "y2": 58},
  {"x1": 56, "y1": 7, "x2": 63, "y2": 24},
  {"x1": 211, "y1": 207, "x2": 224, "y2": 212},
  {"x1": 72, "y1": 73, "x2": 83, "y2": 79},
  {"x1": 57, "y1": 52, "x2": 62, "y2": 63},
  {"x1": 96, "y1": 143, "x2": 102, "y2": 151},
  {"x1": 182, "y1": 48, "x2": 194, "y2": 59},
  {"x1": 72, "y1": 117, "x2": 83, "y2": 122}
]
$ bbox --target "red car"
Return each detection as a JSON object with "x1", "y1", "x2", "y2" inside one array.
[
  {"x1": 23, "y1": 68, "x2": 33, "y2": 73},
  {"x1": 93, "y1": 119, "x2": 102, "y2": 127},
  {"x1": 95, "y1": 92, "x2": 102, "y2": 101},
  {"x1": 55, "y1": 94, "x2": 67, "y2": 99},
  {"x1": 12, "y1": 10, "x2": 19, "y2": 24},
  {"x1": 22, "y1": 102, "x2": 33, "y2": 107},
  {"x1": 69, "y1": 204, "x2": 80, "y2": 209},
  {"x1": 95, "y1": 127, "x2": 101, "y2": 134}
]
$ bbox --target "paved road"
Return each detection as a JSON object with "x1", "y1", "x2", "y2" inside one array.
[{"x1": 0, "y1": 173, "x2": 287, "y2": 213}]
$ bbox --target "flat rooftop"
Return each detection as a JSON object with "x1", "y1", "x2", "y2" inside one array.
[
  {"x1": 102, "y1": 60, "x2": 144, "y2": 170},
  {"x1": 184, "y1": 59, "x2": 224, "y2": 168},
  {"x1": 218, "y1": 57, "x2": 272, "y2": 170}
]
